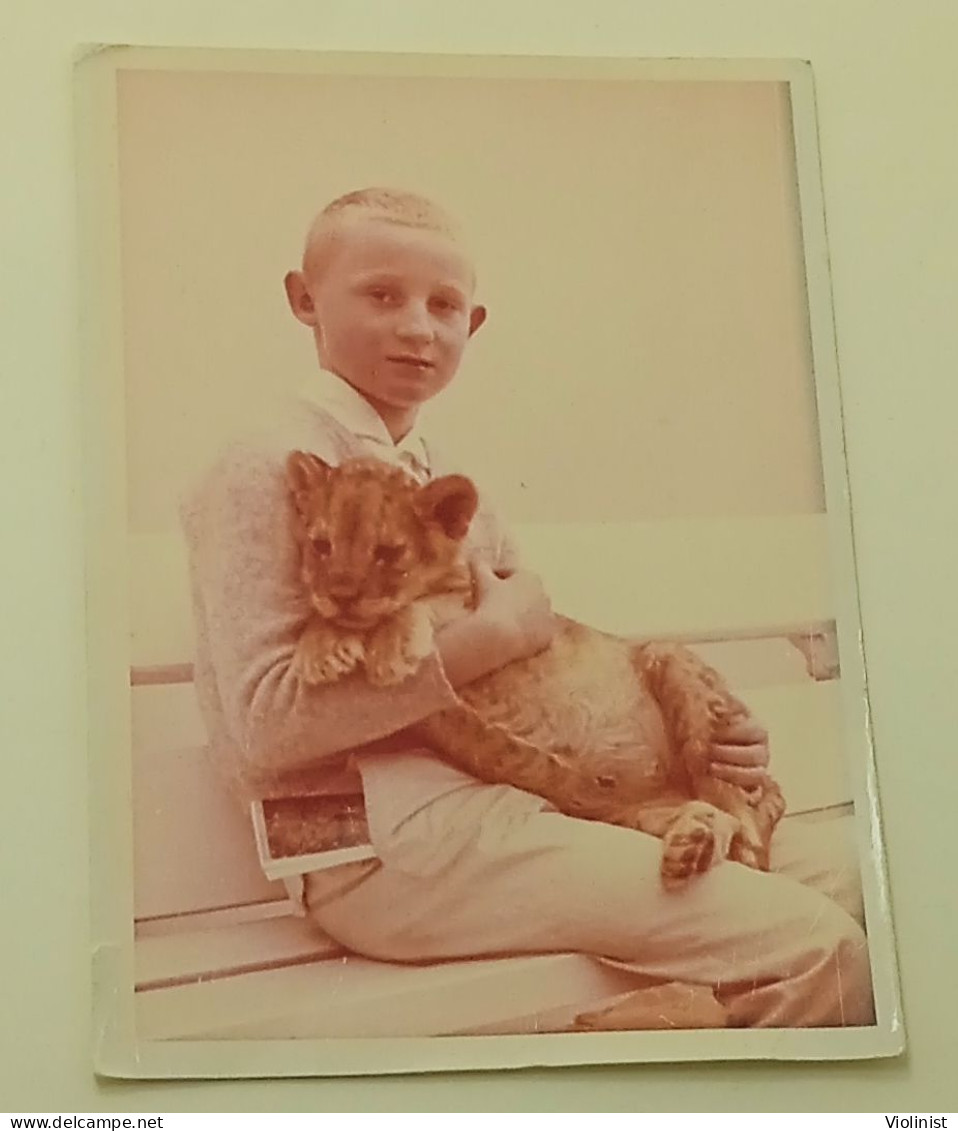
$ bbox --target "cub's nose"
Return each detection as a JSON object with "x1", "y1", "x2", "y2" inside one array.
[
  {"x1": 326, "y1": 571, "x2": 358, "y2": 599},
  {"x1": 331, "y1": 594, "x2": 368, "y2": 628}
]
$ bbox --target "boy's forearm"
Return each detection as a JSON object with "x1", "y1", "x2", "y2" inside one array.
[{"x1": 435, "y1": 608, "x2": 515, "y2": 688}]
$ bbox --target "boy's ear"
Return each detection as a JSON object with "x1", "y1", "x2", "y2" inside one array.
[
  {"x1": 284, "y1": 271, "x2": 317, "y2": 327},
  {"x1": 415, "y1": 474, "x2": 479, "y2": 541},
  {"x1": 468, "y1": 304, "x2": 487, "y2": 337},
  {"x1": 285, "y1": 450, "x2": 329, "y2": 522}
]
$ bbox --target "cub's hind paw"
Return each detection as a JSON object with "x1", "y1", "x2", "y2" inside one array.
[
  {"x1": 760, "y1": 783, "x2": 787, "y2": 826},
  {"x1": 728, "y1": 783, "x2": 786, "y2": 872},
  {"x1": 661, "y1": 803, "x2": 738, "y2": 889},
  {"x1": 728, "y1": 836, "x2": 766, "y2": 871}
]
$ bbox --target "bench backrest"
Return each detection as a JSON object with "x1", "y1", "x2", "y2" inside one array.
[{"x1": 131, "y1": 678, "x2": 284, "y2": 921}]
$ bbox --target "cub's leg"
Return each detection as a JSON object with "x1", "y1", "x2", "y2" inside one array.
[
  {"x1": 727, "y1": 779, "x2": 787, "y2": 871},
  {"x1": 693, "y1": 775, "x2": 786, "y2": 873},
  {"x1": 365, "y1": 603, "x2": 435, "y2": 687},
  {"x1": 293, "y1": 620, "x2": 364, "y2": 684},
  {"x1": 417, "y1": 704, "x2": 571, "y2": 798},
  {"x1": 659, "y1": 800, "x2": 740, "y2": 889},
  {"x1": 636, "y1": 641, "x2": 787, "y2": 874}
]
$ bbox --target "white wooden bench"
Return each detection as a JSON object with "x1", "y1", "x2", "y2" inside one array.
[
  {"x1": 131, "y1": 625, "x2": 850, "y2": 1042},
  {"x1": 129, "y1": 515, "x2": 853, "y2": 1039},
  {"x1": 131, "y1": 675, "x2": 650, "y2": 1039}
]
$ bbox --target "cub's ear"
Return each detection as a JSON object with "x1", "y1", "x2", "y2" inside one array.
[
  {"x1": 415, "y1": 474, "x2": 479, "y2": 540},
  {"x1": 285, "y1": 450, "x2": 330, "y2": 523},
  {"x1": 286, "y1": 450, "x2": 330, "y2": 494}
]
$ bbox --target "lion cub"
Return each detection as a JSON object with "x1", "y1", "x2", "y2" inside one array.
[{"x1": 286, "y1": 452, "x2": 786, "y2": 886}]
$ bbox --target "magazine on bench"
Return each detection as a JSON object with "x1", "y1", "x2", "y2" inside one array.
[{"x1": 250, "y1": 792, "x2": 377, "y2": 881}]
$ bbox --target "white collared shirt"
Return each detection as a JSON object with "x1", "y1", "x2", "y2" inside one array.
[{"x1": 299, "y1": 369, "x2": 431, "y2": 483}]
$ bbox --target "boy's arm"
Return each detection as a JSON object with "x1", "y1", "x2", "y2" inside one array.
[
  {"x1": 183, "y1": 444, "x2": 465, "y2": 779},
  {"x1": 436, "y1": 563, "x2": 554, "y2": 687}
]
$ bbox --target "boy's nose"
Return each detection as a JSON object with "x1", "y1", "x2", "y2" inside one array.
[{"x1": 395, "y1": 303, "x2": 435, "y2": 342}]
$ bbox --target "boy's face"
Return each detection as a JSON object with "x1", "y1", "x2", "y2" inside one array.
[{"x1": 286, "y1": 219, "x2": 486, "y2": 427}]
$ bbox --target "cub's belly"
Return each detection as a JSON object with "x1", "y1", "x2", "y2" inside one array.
[{"x1": 457, "y1": 621, "x2": 676, "y2": 789}]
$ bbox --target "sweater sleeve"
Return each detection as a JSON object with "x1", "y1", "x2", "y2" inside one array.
[{"x1": 181, "y1": 441, "x2": 461, "y2": 781}]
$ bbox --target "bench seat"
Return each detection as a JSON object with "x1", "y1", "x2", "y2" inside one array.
[
  {"x1": 135, "y1": 938, "x2": 641, "y2": 1040},
  {"x1": 131, "y1": 624, "x2": 851, "y2": 1042}
]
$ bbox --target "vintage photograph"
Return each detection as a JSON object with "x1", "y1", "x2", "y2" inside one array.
[{"x1": 79, "y1": 49, "x2": 902, "y2": 1076}]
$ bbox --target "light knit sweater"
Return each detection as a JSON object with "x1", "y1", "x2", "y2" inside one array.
[{"x1": 179, "y1": 395, "x2": 516, "y2": 810}]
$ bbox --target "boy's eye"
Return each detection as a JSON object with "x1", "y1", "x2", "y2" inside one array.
[
  {"x1": 373, "y1": 544, "x2": 403, "y2": 566},
  {"x1": 431, "y1": 295, "x2": 462, "y2": 315},
  {"x1": 368, "y1": 287, "x2": 398, "y2": 304},
  {"x1": 311, "y1": 535, "x2": 332, "y2": 557}
]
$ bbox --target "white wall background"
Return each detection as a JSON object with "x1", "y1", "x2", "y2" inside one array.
[{"x1": 116, "y1": 69, "x2": 824, "y2": 533}]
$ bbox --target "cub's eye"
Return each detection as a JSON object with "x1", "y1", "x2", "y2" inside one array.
[
  {"x1": 373, "y1": 543, "x2": 403, "y2": 566},
  {"x1": 310, "y1": 535, "x2": 332, "y2": 557}
]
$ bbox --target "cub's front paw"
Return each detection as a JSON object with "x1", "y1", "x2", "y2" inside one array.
[
  {"x1": 661, "y1": 802, "x2": 738, "y2": 889},
  {"x1": 365, "y1": 609, "x2": 434, "y2": 687},
  {"x1": 293, "y1": 625, "x2": 364, "y2": 685}
]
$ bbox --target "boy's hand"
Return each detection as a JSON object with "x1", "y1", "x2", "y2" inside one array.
[
  {"x1": 472, "y1": 562, "x2": 556, "y2": 661},
  {"x1": 709, "y1": 715, "x2": 771, "y2": 789}
]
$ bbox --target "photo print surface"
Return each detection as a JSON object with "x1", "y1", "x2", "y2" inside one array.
[{"x1": 79, "y1": 49, "x2": 902, "y2": 1077}]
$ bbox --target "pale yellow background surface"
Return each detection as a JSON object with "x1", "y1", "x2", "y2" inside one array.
[
  {"x1": 117, "y1": 70, "x2": 820, "y2": 532},
  {"x1": 2, "y1": 0, "x2": 956, "y2": 1115},
  {"x1": 115, "y1": 65, "x2": 830, "y2": 670}
]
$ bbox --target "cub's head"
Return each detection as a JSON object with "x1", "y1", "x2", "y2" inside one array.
[{"x1": 286, "y1": 451, "x2": 479, "y2": 633}]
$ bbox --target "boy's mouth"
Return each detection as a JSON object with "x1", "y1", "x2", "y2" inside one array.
[{"x1": 387, "y1": 354, "x2": 434, "y2": 370}]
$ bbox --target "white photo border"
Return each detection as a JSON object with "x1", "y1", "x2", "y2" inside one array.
[{"x1": 77, "y1": 47, "x2": 904, "y2": 1078}]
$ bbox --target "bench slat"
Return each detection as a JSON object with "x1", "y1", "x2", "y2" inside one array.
[
  {"x1": 135, "y1": 913, "x2": 342, "y2": 991},
  {"x1": 135, "y1": 951, "x2": 639, "y2": 1041}
]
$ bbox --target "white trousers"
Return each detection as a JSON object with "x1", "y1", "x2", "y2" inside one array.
[{"x1": 304, "y1": 778, "x2": 875, "y2": 1029}]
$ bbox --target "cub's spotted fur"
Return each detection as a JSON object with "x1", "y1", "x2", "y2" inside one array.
[{"x1": 286, "y1": 452, "x2": 786, "y2": 886}]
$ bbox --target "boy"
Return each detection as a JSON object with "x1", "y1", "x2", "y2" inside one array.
[{"x1": 181, "y1": 187, "x2": 875, "y2": 1028}]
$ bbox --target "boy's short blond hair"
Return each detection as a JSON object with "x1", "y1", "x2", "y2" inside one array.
[{"x1": 302, "y1": 187, "x2": 464, "y2": 278}]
